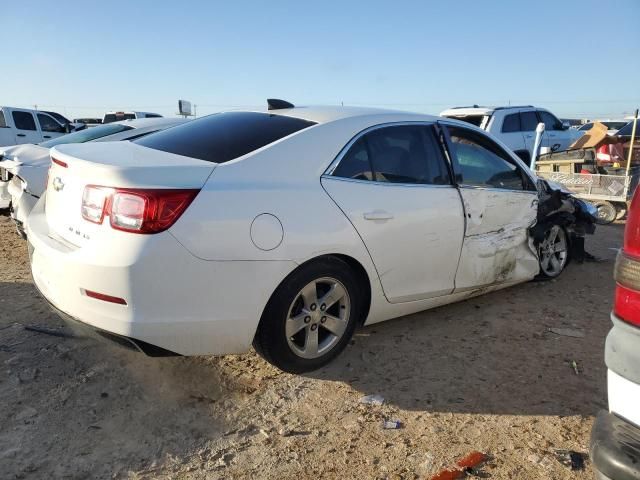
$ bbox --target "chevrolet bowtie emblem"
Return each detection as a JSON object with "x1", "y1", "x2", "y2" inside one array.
[{"x1": 52, "y1": 177, "x2": 65, "y2": 192}]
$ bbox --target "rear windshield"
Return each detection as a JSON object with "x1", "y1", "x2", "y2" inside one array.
[
  {"x1": 616, "y1": 121, "x2": 639, "y2": 137},
  {"x1": 40, "y1": 124, "x2": 133, "y2": 147},
  {"x1": 134, "y1": 111, "x2": 316, "y2": 163}
]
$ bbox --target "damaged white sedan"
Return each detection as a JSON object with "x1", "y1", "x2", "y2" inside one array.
[{"x1": 28, "y1": 102, "x2": 563, "y2": 373}]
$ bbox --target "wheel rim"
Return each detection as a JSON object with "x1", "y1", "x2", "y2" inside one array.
[
  {"x1": 538, "y1": 225, "x2": 568, "y2": 277},
  {"x1": 285, "y1": 277, "x2": 351, "y2": 359},
  {"x1": 595, "y1": 203, "x2": 616, "y2": 224}
]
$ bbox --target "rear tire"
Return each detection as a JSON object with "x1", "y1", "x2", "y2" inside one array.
[
  {"x1": 253, "y1": 257, "x2": 363, "y2": 373},
  {"x1": 593, "y1": 201, "x2": 617, "y2": 225}
]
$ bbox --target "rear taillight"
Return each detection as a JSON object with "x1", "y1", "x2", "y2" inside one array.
[
  {"x1": 614, "y1": 189, "x2": 640, "y2": 326},
  {"x1": 81, "y1": 186, "x2": 198, "y2": 234}
]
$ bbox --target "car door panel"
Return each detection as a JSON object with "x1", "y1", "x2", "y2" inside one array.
[
  {"x1": 323, "y1": 178, "x2": 464, "y2": 302},
  {"x1": 454, "y1": 187, "x2": 538, "y2": 290},
  {"x1": 322, "y1": 123, "x2": 465, "y2": 303},
  {"x1": 440, "y1": 123, "x2": 539, "y2": 291}
]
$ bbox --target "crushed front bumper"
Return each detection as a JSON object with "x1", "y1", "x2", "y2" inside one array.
[{"x1": 590, "y1": 410, "x2": 640, "y2": 480}]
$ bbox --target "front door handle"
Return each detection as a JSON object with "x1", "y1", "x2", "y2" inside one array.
[
  {"x1": 525, "y1": 134, "x2": 533, "y2": 138},
  {"x1": 43, "y1": 135, "x2": 51, "y2": 139},
  {"x1": 364, "y1": 210, "x2": 394, "y2": 221},
  {"x1": 16, "y1": 133, "x2": 26, "y2": 137}
]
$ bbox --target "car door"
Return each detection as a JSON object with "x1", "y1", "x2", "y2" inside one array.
[
  {"x1": 36, "y1": 113, "x2": 66, "y2": 140},
  {"x1": 11, "y1": 110, "x2": 42, "y2": 144},
  {"x1": 521, "y1": 110, "x2": 544, "y2": 154},
  {"x1": 538, "y1": 110, "x2": 568, "y2": 151},
  {"x1": 322, "y1": 123, "x2": 465, "y2": 303},
  {"x1": 440, "y1": 123, "x2": 539, "y2": 291},
  {"x1": 496, "y1": 111, "x2": 527, "y2": 154}
]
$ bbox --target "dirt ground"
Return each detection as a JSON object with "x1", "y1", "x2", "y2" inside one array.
[{"x1": 0, "y1": 211, "x2": 624, "y2": 479}]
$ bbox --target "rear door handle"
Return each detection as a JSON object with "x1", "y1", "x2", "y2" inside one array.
[
  {"x1": 525, "y1": 134, "x2": 533, "y2": 138},
  {"x1": 363, "y1": 210, "x2": 394, "y2": 221},
  {"x1": 43, "y1": 135, "x2": 51, "y2": 139},
  {"x1": 16, "y1": 134, "x2": 25, "y2": 137}
]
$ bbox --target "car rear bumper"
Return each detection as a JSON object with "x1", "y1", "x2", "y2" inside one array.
[
  {"x1": 27, "y1": 197, "x2": 297, "y2": 356},
  {"x1": 590, "y1": 410, "x2": 640, "y2": 480}
]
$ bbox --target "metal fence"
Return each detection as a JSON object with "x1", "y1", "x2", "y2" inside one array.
[{"x1": 537, "y1": 171, "x2": 639, "y2": 203}]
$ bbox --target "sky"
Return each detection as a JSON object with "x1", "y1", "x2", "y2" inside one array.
[{"x1": 2, "y1": 0, "x2": 639, "y2": 121}]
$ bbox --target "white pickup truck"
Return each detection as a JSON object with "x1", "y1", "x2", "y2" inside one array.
[
  {"x1": 0, "y1": 106, "x2": 73, "y2": 147},
  {"x1": 440, "y1": 105, "x2": 584, "y2": 165}
]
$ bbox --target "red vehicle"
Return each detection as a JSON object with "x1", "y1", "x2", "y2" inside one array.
[{"x1": 590, "y1": 185, "x2": 640, "y2": 479}]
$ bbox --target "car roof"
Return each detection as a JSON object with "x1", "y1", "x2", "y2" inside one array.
[
  {"x1": 111, "y1": 117, "x2": 188, "y2": 129},
  {"x1": 440, "y1": 105, "x2": 537, "y2": 116},
  {"x1": 244, "y1": 105, "x2": 440, "y2": 124}
]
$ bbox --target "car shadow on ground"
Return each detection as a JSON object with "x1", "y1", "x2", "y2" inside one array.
[
  {"x1": 0, "y1": 282, "x2": 244, "y2": 478},
  {"x1": 307, "y1": 256, "x2": 615, "y2": 417}
]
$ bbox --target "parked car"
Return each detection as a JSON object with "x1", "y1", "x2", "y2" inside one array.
[
  {"x1": 579, "y1": 121, "x2": 628, "y2": 136},
  {"x1": 102, "y1": 111, "x2": 163, "y2": 124},
  {"x1": 0, "y1": 118, "x2": 187, "y2": 236},
  {"x1": 440, "y1": 105, "x2": 584, "y2": 165},
  {"x1": 0, "y1": 106, "x2": 78, "y2": 147},
  {"x1": 590, "y1": 186, "x2": 640, "y2": 480},
  {"x1": 28, "y1": 102, "x2": 580, "y2": 373}
]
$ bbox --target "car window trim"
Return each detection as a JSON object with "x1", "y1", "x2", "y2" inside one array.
[
  {"x1": 437, "y1": 121, "x2": 537, "y2": 193},
  {"x1": 324, "y1": 121, "x2": 455, "y2": 187}
]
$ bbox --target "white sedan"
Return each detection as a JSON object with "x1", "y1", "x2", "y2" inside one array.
[
  {"x1": 27, "y1": 101, "x2": 559, "y2": 373},
  {"x1": 0, "y1": 117, "x2": 187, "y2": 237}
]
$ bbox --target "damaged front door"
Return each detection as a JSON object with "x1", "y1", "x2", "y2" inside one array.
[{"x1": 440, "y1": 123, "x2": 540, "y2": 291}]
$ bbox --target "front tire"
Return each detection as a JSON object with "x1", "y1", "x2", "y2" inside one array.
[
  {"x1": 253, "y1": 257, "x2": 363, "y2": 373},
  {"x1": 536, "y1": 224, "x2": 570, "y2": 280}
]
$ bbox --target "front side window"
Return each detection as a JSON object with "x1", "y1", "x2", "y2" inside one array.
[
  {"x1": 134, "y1": 111, "x2": 316, "y2": 163},
  {"x1": 502, "y1": 113, "x2": 521, "y2": 133},
  {"x1": 37, "y1": 114, "x2": 65, "y2": 133},
  {"x1": 446, "y1": 126, "x2": 528, "y2": 191},
  {"x1": 332, "y1": 125, "x2": 450, "y2": 185},
  {"x1": 0, "y1": 110, "x2": 6, "y2": 128},
  {"x1": 538, "y1": 111, "x2": 562, "y2": 131},
  {"x1": 12, "y1": 111, "x2": 36, "y2": 131},
  {"x1": 520, "y1": 111, "x2": 539, "y2": 132}
]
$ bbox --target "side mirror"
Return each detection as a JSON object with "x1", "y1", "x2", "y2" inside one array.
[
  {"x1": 64, "y1": 123, "x2": 72, "y2": 133},
  {"x1": 561, "y1": 121, "x2": 570, "y2": 130}
]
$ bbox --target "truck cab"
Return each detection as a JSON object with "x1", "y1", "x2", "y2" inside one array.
[{"x1": 0, "y1": 107, "x2": 71, "y2": 147}]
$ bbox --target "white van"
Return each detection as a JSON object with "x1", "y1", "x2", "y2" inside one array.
[
  {"x1": 102, "y1": 111, "x2": 163, "y2": 123},
  {"x1": 0, "y1": 107, "x2": 72, "y2": 147}
]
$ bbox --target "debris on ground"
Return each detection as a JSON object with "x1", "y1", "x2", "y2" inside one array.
[
  {"x1": 548, "y1": 327, "x2": 585, "y2": 338},
  {"x1": 571, "y1": 360, "x2": 580, "y2": 375},
  {"x1": 359, "y1": 394, "x2": 384, "y2": 406},
  {"x1": 382, "y1": 419, "x2": 402, "y2": 429},
  {"x1": 430, "y1": 451, "x2": 489, "y2": 480},
  {"x1": 554, "y1": 449, "x2": 587, "y2": 470}
]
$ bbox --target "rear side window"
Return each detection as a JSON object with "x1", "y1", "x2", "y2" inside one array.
[
  {"x1": 333, "y1": 125, "x2": 450, "y2": 185},
  {"x1": 501, "y1": 113, "x2": 521, "y2": 133},
  {"x1": 135, "y1": 112, "x2": 316, "y2": 163},
  {"x1": 12, "y1": 111, "x2": 36, "y2": 131},
  {"x1": 520, "y1": 111, "x2": 539, "y2": 131}
]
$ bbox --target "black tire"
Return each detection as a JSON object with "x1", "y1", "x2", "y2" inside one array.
[
  {"x1": 593, "y1": 201, "x2": 617, "y2": 225},
  {"x1": 614, "y1": 202, "x2": 627, "y2": 221},
  {"x1": 253, "y1": 256, "x2": 363, "y2": 373}
]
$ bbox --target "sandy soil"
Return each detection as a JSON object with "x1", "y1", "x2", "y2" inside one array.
[{"x1": 0, "y1": 212, "x2": 624, "y2": 479}]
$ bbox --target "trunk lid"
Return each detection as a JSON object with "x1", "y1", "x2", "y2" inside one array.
[{"x1": 45, "y1": 141, "x2": 215, "y2": 247}]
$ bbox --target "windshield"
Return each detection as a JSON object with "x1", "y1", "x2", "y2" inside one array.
[
  {"x1": 616, "y1": 120, "x2": 640, "y2": 137},
  {"x1": 40, "y1": 124, "x2": 133, "y2": 147}
]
